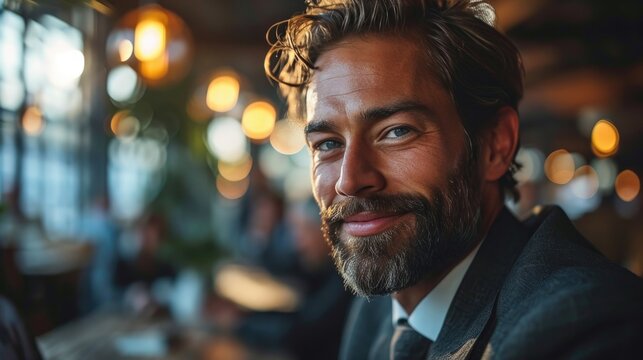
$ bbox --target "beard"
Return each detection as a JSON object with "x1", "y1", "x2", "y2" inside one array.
[{"x1": 320, "y1": 154, "x2": 482, "y2": 297}]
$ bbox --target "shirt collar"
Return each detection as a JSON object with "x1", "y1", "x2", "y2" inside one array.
[{"x1": 392, "y1": 239, "x2": 483, "y2": 341}]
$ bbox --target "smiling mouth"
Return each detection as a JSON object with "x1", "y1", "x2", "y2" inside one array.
[{"x1": 341, "y1": 211, "x2": 412, "y2": 237}]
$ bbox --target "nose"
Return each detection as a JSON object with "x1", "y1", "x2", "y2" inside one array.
[{"x1": 335, "y1": 141, "x2": 385, "y2": 197}]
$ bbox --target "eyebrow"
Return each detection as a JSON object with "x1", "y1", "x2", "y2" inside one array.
[
  {"x1": 304, "y1": 100, "x2": 435, "y2": 136},
  {"x1": 361, "y1": 101, "x2": 434, "y2": 123}
]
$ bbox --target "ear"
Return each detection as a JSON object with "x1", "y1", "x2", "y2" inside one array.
[{"x1": 481, "y1": 106, "x2": 519, "y2": 182}]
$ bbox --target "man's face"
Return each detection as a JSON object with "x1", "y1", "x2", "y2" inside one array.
[{"x1": 304, "y1": 34, "x2": 482, "y2": 296}]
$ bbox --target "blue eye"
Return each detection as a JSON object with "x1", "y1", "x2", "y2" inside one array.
[
  {"x1": 385, "y1": 126, "x2": 411, "y2": 138},
  {"x1": 316, "y1": 139, "x2": 342, "y2": 151}
]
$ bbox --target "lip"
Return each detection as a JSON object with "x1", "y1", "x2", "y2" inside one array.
[{"x1": 342, "y1": 211, "x2": 410, "y2": 237}]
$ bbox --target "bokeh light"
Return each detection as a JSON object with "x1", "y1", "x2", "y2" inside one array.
[
  {"x1": 218, "y1": 155, "x2": 253, "y2": 182},
  {"x1": 140, "y1": 52, "x2": 169, "y2": 80},
  {"x1": 270, "y1": 119, "x2": 306, "y2": 155},
  {"x1": 206, "y1": 117, "x2": 248, "y2": 163},
  {"x1": 216, "y1": 175, "x2": 250, "y2": 200},
  {"x1": 570, "y1": 165, "x2": 599, "y2": 199},
  {"x1": 48, "y1": 47, "x2": 84, "y2": 89},
  {"x1": 118, "y1": 39, "x2": 133, "y2": 62},
  {"x1": 514, "y1": 147, "x2": 544, "y2": 183},
  {"x1": 39, "y1": 16, "x2": 85, "y2": 91},
  {"x1": 206, "y1": 74, "x2": 240, "y2": 113},
  {"x1": 241, "y1": 101, "x2": 276, "y2": 141},
  {"x1": 113, "y1": 5, "x2": 193, "y2": 87},
  {"x1": 214, "y1": 264, "x2": 299, "y2": 312},
  {"x1": 544, "y1": 149, "x2": 576, "y2": 185},
  {"x1": 0, "y1": 79, "x2": 25, "y2": 111},
  {"x1": 134, "y1": 13, "x2": 167, "y2": 62},
  {"x1": 0, "y1": 10, "x2": 24, "y2": 75},
  {"x1": 143, "y1": 124, "x2": 169, "y2": 144},
  {"x1": 23, "y1": 20, "x2": 46, "y2": 95},
  {"x1": 615, "y1": 170, "x2": 640, "y2": 202},
  {"x1": 108, "y1": 137, "x2": 167, "y2": 221},
  {"x1": 22, "y1": 106, "x2": 44, "y2": 136},
  {"x1": 591, "y1": 158, "x2": 617, "y2": 193},
  {"x1": 591, "y1": 119, "x2": 619, "y2": 157},
  {"x1": 107, "y1": 65, "x2": 145, "y2": 104},
  {"x1": 110, "y1": 110, "x2": 140, "y2": 140},
  {"x1": 40, "y1": 86, "x2": 82, "y2": 120}
]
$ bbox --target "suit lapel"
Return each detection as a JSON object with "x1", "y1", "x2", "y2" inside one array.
[
  {"x1": 429, "y1": 208, "x2": 530, "y2": 360},
  {"x1": 368, "y1": 312, "x2": 394, "y2": 360}
]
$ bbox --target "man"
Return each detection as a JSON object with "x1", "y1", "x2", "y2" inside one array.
[{"x1": 265, "y1": 0, "x2": 643, "y2": 359}]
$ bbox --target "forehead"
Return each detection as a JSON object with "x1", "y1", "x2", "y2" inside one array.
[{"x1": 306, "y1": 34, "x2": 446, "y2": 122}]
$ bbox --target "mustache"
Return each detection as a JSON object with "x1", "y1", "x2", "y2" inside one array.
[{"x1": 321, "y1": 194, "x2": 428, "y2": 224}]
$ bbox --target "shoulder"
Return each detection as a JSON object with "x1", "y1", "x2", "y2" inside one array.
[
  {"x1": 494, "y1": 267, "x2": 643, "y2": 359},
  {"x1": 491, "y1": 207, "x2": 643, "y2": 359},
  {"x1": 502, "y1": 206, "x2": 638, "y2": 295}
]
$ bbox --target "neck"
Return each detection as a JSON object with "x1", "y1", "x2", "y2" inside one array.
[
  {"x1": 393, "y1": 192, "x2": 504, "y2": 314},
  {"x1": 392, "y1": 269, "x2": 451, "y2": 314}
]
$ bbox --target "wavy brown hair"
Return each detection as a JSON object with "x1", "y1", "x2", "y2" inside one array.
[{"x1": 265, "y1": 0, "x2": 524, "y2": 200}]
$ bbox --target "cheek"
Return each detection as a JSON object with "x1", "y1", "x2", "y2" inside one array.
[
  {"x1": 311, "y1": 162, "x2": 339, "y2": 209},
  {"x1": 385, "y1": 147, "x2": 452, "y2": 191}
]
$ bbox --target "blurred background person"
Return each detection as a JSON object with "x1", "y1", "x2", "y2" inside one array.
[
  {"x1": 77, "y1": 195, "x2": 120, "y2": 312},
  {"x1": 238, "y1": 182, "x2": 299, "y2": 277},
  {"x1": 234, "y1": 197, "x2": 352, "y2": 360},
  {"x1": 115, "y1": 212, "x2": 177, "y2": 314}
]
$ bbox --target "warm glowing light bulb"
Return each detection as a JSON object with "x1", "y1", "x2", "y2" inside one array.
[
  {"x1": 615, "y1": 170, "x2": 640, "y2": 202},
  {"x1": 140, "y1": 52, "x2": 169, "y2": 80},
  {"x1": 22, "y1": 106, "x2": 44, "y2": 136},
  {"x1": 544, "y1": 149, "x2": 575, "y2": 185},
  {"x1": 115, "y1": 4, "x2": 192, "y2": 87},
  {"x1": 207, "y1": 75, "x2": 240, "y2": 112},
  {"x1": 242, "y1": 101, "x2": 276, "y2": 140},
  {"x1": 591, "y1": 119, "x2": 619, "y2": 157},
  {"x1": 118, "y1": 39, "x2": 133, "y2": 62},
  {"x1": 134, "y1": 16, "x2": 167, "y2": 62}
]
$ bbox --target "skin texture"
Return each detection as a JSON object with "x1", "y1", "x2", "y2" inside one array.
[{"x1": 304, "y1": 34, "x2": 519, "y2": 313}]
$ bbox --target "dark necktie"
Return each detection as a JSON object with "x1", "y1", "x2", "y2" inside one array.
[{"x1": 389, "y1": 319, "x2": 432, "y2": 360}]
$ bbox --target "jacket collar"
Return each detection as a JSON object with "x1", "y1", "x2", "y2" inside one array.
[{"x1": 429, "y1": 207, "x2": 530, "y2": 360}]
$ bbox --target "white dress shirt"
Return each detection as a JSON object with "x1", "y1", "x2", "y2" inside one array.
[{"x1": 392, "y1": 241, "x2": 483, "y2": 341}]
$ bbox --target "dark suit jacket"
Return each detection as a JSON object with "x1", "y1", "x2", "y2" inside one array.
[{"x1": 339, "y1": 206, "x2": 643, "y2": 360}]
